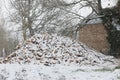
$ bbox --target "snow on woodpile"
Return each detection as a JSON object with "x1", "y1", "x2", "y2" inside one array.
[{"x1": 1, "y1": 33, "x2": 117, "y2": 66}]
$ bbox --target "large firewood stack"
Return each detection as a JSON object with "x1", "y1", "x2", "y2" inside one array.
[{"x1": 0, "y1": 33, "x2": 117, "y2": 66}]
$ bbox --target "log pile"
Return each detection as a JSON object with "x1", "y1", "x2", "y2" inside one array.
[{"x1": 1, "y1": 33, "x2": 116, "y2": 66}]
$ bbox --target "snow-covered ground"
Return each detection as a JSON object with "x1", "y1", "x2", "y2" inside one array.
[
  {"x1": 0, "y1": 33, "x2": 120, "y2": 80},
  {"x1": 0, "y1": 64, "x2": 120, "y2": 80}
]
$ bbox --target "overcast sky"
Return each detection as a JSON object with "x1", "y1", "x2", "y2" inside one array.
[
  {"x1": 0, "y1": 0, "x2": 118, "y2": 18},
  {"x1": 101, "y1": 0, "x2": 118, "y2": 8}
]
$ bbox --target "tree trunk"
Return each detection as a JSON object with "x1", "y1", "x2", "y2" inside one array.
[
  {"x1": 22, "y1": 25, "x2": 27, "y2": 40},
  {"x1": 28, "y1": 0, "x2": 34, "y2": 36},
  {"x1": 97, "y1": 0, "x2": 102, "y2": 13},
  {"x1": 29, "y1": 25, "x2": 34, "y2": 36}
]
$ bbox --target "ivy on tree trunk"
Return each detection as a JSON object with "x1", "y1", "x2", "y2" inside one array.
[{"x1": 100, "y1": 6, "x2": 120, "y2": 57}]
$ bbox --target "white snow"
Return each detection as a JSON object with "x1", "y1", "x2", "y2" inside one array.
[{"x1": 0, "y1": 64, "x2": 120, "y2": 80}]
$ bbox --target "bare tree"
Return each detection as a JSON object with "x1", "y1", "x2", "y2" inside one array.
[
  {"x1": 9, "y1": 0, "x2": 49, "y2": 40},
  {"x1": 10, "y1": 0, "x2": 101, "y2": 40},
  {"x1": 37, "y1": 0, "x2": 102, "y2": 38}
]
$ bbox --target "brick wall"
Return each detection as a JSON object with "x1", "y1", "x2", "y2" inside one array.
[{"x1": 78, "y1": 24, "x2": 110, "y2": 54}]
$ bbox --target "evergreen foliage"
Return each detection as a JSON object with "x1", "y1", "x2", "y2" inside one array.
[{"x1": 101, "y1": 1, "x2": 120, "y2": 57}]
